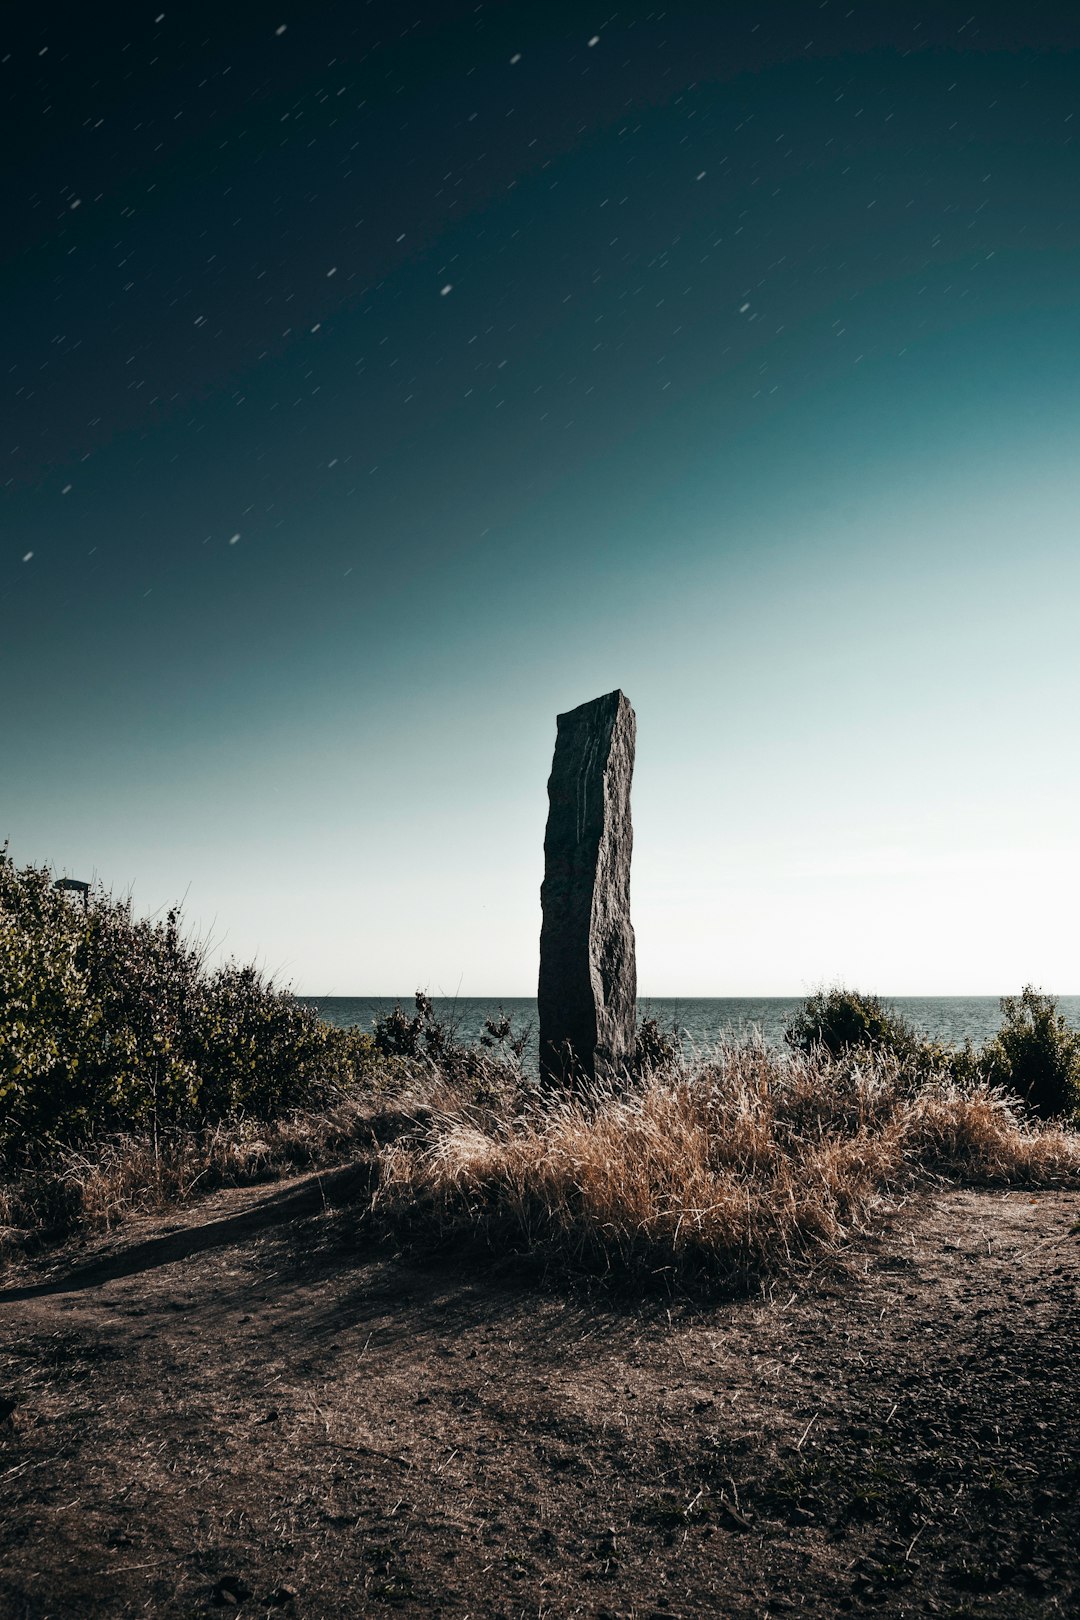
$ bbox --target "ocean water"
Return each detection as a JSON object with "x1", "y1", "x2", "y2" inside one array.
[{"x1": 298, "y1": 995, "x2": 1080, "y2": 1056}]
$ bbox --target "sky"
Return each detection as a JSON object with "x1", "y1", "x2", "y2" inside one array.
[{"x1": 4, "y1": 0, "x2": 1080, "y2": 996}]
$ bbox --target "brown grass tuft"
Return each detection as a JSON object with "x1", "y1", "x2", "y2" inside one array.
[
  {"x1": 908, "y1": 1081, "x2": 1080, "y2": 1183},
  {"x1": 0, "y1": 1079, "x2": 439, "y2": 1263},
  {"x1": 374, "y1": 1041, "x2": 1080, "y2": 1290},
  {"x1": 4, "y1": 1041, "x2": 1077, "y2": 1291}
]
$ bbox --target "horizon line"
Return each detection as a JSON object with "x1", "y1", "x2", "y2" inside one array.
[{"x1": 292, "y1": 989, "x2": 1080, "y2": 1001}]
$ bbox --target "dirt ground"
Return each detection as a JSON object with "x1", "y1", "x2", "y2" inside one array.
[{"x1": 0, "y1": 1168, "x2": 1077, "y2": 1619}]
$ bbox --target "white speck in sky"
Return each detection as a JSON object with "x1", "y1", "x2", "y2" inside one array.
[
  {"x1": 440, "y1": 283, "x2": 453, "y2": 296},
  {"x1": 229, "y1": 533, "x2": 240, "y2": 545},
  {"x1": 276, "y1": 24, "x2": 287, "y2": 36},
  {"x1": 22, "y1": 552, "x2": 33, "y2": 562},
  {"x1": 156, "y1": 13, "x2": 165, "y2": 22},
  {"x1": 696, "y1": 171, "x2": 706, "y2": 181},
  {"x1": 740, "y1": 302, "x2": 750, "y2": 312},
  {"x1": 62, "y1": 484, "x2": 72, "y2": 494},
  {"x1": 510, "y1": 53, "x2": 522, "y2": 64},
  {"x1": 311, "y1": 322, "x2": 321, "y2": 332},
  {"x1": 70, "y1": 198, "x2": 81, "y2": 209},
  {"x1": 588, "y1": 36, "x2": 600, "y2": 48},
  {"x1": 327, "y1": 266, "x2": 337, "y2": 276}
]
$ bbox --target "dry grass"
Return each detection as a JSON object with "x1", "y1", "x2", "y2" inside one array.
[
  {"x1": 0, "y1": 1078, "x2": 437, "y2": 1263},
  {"x1": 4, "y1": 1040, "x2": 1078, "y2": 1290},
  {"x1": 374, "y1": 1040, "x2": 1080, "y2": 1290}
]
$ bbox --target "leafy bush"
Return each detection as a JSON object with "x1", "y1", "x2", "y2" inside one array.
[
  {"x1": 372, "y1": 992, "x2": 530, "y2": 1107},
  {"x1": 982, "y1": 986, "x2": 1080, "y2": 1120},
  {"x1": 372, "y1": 991, "x2": 455, "y2": 1062},
  {"x1": 0, "y1": 848, "x2": 375, "y2": 1154},
  {"x1": 479, "y1": 1011, "x2": 530, "y2": 1061},
  {"x1": 633, "y1": 1015, "x2": 679, "y2": 1074},
  {"x1": 785, "y1": 988, "x2": 918, "y2": 1060},
  {"x1": 783, "y1": 987, "x2": 987, "y2": 1092}
]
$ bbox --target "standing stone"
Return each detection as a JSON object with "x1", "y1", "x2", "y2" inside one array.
[{"x1": 538, "y1": 690, "x2": 637, "y2": 1084}]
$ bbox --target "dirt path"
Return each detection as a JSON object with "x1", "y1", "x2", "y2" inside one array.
[{"x1": 1, "y1": 1172, "x2": 1077, "y2": 1618}]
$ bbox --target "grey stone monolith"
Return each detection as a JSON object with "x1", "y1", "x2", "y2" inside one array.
[{"x1": 538, "y1": 690, "x2": 637, "y2": 1085}]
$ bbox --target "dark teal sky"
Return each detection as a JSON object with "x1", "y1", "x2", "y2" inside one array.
[{"x1": 5, "y1": 2, "x2": 1080, "y2": 993}]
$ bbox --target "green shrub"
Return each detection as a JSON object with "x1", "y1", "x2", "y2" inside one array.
[
  {"x1": 372, "y1": 992, "x2": 529, "y2": 1104},
  {"x1": 479, "y1": 1010, "x2": 530, "y2": 1061},
  {"x1": 785, "y1": 987, "x2": 918, "y2": 1059},
  {"x1": 372, "y1": 991, "x2": 451, "y2": 1062},
  {"x1": 633, "y1": 1015, "x2": 679, "y2": 1074},
  {"x1": 782, "y1": 987, "x2": 987, "y2": 1089},
  {"x1": 982, "y1": 986, "x2": 1080, "y2": 1120},
  {"x1": 0, "y1": 848, "x2": 376, "y2": 1154}
]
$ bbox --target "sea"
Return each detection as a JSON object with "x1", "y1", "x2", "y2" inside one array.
[{"x1": 297, "y1": 995, "x2": 1080, "y2": 1057}]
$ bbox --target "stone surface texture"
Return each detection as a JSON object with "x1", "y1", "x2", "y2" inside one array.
[{"x1": 538, "y1": 689, "x2": 636, "y2": 1084}]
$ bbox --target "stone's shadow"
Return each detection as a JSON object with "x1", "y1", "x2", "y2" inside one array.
[
  {"x1": 0, "y1": 1153, "x2": 700, "y2": 1383},
  {"x1": 283, "y1": 1239, "x2": 699, "y2": 1369},
  {"x1": 0, "y1": 1161, "x2": 374, "y2": 1302}
]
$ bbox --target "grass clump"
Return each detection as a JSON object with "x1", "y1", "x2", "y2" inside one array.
[
  {"x1": 0, "y1": 1088, "x2": 399, "y2": 1253},
  {"x1": 374, "y1": 1038, "x2": 1080, "y2": 1292}
]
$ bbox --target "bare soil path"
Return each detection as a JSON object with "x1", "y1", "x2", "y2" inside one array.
[{"x1": 1, "y1": 1172, "x2": 1076, "y2": 1619}]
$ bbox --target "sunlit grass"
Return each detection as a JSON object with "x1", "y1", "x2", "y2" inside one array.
[{"x1": 374, "y1": 1040, "x2": 1080, "y2": 1289}]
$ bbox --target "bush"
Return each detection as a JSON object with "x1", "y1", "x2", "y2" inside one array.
[
  {"x1": 783, "y1": 987, "x2": 987, "y2": 1091},
  {"x1": 633, "y1": 1015, "x2": 679, "y2": 1075},
  {"x1": 372, "y1": 991, "x2": 530, "y2": 1107},
  {"x1": 785, "y1": 988, "x2": 918, "y2": 1059},
  {"x1": 372, "y1": 991, "x2": 456, "y2": 1063},
  {"x1": 0, "y1": 848, "x2": 375, "y2": 1154},
  {"x1": 982, "y1": 986, "x2": 1080, "y2": 1120}
]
